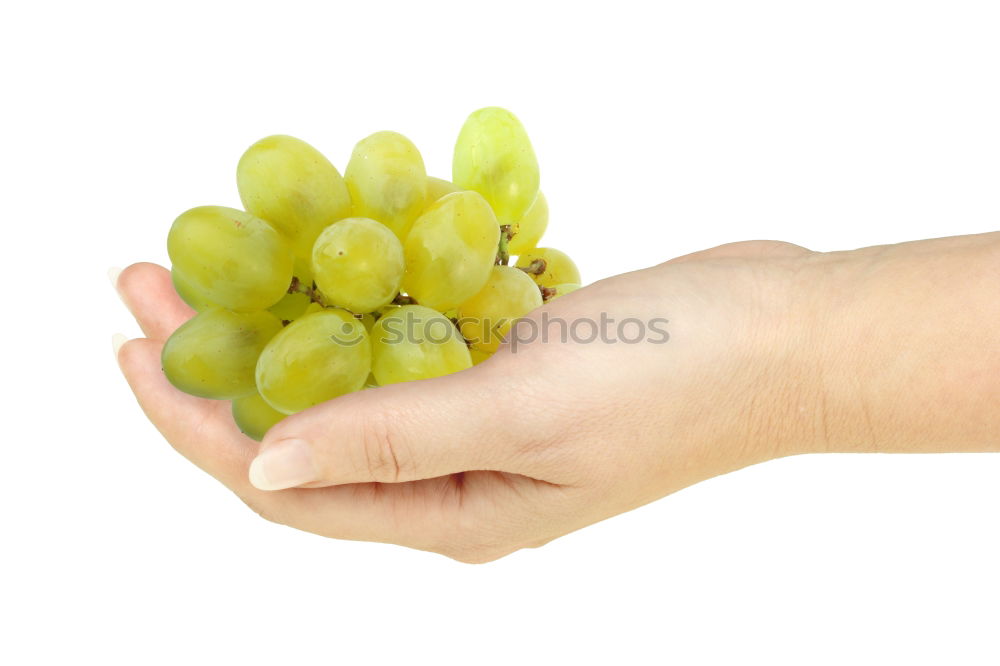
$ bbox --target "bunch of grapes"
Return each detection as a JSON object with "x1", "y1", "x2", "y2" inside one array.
[{"x1": 164, "y1": 107, "x2": 582, "y2": 441}]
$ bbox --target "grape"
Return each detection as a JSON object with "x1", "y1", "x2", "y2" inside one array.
[
  {"x1": 267, "y1": 290, "x2": 311, "y2": 322},
  {"x1": 312, "y1": 217, "x2": 404, "y2": 313},
  {"x1": 402, "y1": 191, "x2": 500, "y2": 311},
  {"x1": 237, "y1": 135, "x2": 352, "y2": 260},
  {"x1": 355, "y1": 312, "x2": 377, "y2": 333},
  {"x1": 458, "y1": 265, "x2": 542, "y2": 352},
  {"x1": 302, "y1": 302, "x2": 327, "y2": 317},
  {"x1": 469, "y1": 348, "x2": 493, "y2": 365},
  {"x1": 508, "y1": 191, "x2": 548, "y2": 254},
  {"x1": 426, "y1": 176, "x2": 460, "y2": 204},
  {"x1": 453, "y1": 107, "x2": 539, "y2": 225},
  {"x1": 158, "y1": 108, "x2": 578, "y2": 431},
  {"x1": 377, "y1": 303, "x2": 402, "y2": 319},
  {"x1": 344, "y1": 131, "x2": 428, "y2": 241},
  {"x1": 162, "y1": 307, "x2": 283, "y2": 399},
  {"x1": 167, "y1": 206, "x2": 293, "y2": 312},
  {"x1": 548, "y1": 283, "x2": 581, "y2": 300},
  {"x1": 515, "y1": 247, "x2": 581, "y2": 288},
  {"x1": 232, "y1": 391, "x2": 286, "y2": 441},
  {"x1": 256, "y1": 309, "x2": 371, "y2": 414},
  {"x1": 267, "y1": 256, "x2": 313, "y2": 322},
  {"x1": 172, "y1": 268, "x2": 214, "y2": 312},
  {"x1": 371, "y1": 305, "x2": 471, "y2": 385}
]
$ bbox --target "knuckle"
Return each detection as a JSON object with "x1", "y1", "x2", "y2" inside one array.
[
  {"x1": 240, "y1": 495, "x2": 286, "y2": 527},
  {"x1": 436, "y1": 522, "x2": 520, "y2": 565},
  {"x1": 442, "y1": 543, "x2": 510, "y2": 565},
  {"x1": 356, "y1": 411, "x2": 408, "y2": 483}
]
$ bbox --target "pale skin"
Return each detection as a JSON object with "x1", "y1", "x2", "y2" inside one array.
[{"x1": 114, "y1": 232, "x2": 1000, "y2": 563}]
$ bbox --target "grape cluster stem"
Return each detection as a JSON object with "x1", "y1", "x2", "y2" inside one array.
[
  {"x1": 517, "y1": 258, "x2": 547, "y2": 276},
  {"x1": 392, "y1": 294, "x2": 417, "y2": 305},
  {"x1": 496, "y1": 225, "x2": 513, "y2": 265},
  {"x1": 287, "y1": 276, "x2": 328, "y2": 307}
]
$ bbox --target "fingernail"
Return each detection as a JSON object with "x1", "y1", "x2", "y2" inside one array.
[
  {"x1": 249, "y1": 439, "x2": 318, "y2": 491},
  {"x1": 108, "y1": 267, "x2": 123, "y2": 299},
  {"x1": 112, "y1": 333, "x2": 128, "y2": 361}
]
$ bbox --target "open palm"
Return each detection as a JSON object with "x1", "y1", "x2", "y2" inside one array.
[{"x1": 116, "y1": 241, "x2": 813, "y2": 562}]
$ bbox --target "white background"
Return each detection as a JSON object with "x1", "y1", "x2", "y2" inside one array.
[{"x1": 2, "y1": 1, "x2": 999, "y2": 663}]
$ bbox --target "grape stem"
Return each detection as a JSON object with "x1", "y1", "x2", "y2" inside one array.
[
  {"x1": 539, "y1": 285, "x2": 557, "y2": 302},
  {"x1": 288, "y1": 277, "x2": 417, "y2": 312},
  {"x1": 392, "y1": 293, "x2": 417, "y2": 305},
  {"x1": 518, "y1": 258, "x2": 547, "y2": 276},
  {"x1": 287, "y1": 276, "x2": 329, "y2": 307},
  {"x1": 495, "y1": 225, "x2": 513, "y2": 265}
]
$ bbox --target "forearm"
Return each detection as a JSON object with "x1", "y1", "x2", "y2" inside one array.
[{"x1": 799, "y1": 232, "x2": 1000, "y2": 454}]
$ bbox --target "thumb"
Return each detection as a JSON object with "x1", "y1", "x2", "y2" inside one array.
[{"x1": 248, "y1": 366, "x2": 530, "y2": 490}]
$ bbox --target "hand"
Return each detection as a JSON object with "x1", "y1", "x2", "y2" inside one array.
[
  {"x1": 117, "y1": 233, "x2": 1000, "y2": 562},
  {"x1": 115, "y1": 239, "x2": 821, "y2": 562}
]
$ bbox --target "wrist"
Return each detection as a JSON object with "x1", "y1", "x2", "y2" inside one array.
[{"x1": 794, "y1": 233, "x2": 1000, "y2": 455}]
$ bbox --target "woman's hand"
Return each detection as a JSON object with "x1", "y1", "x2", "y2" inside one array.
[{"x1": 114, "y1": 233, "x2": 1000, "y2": 562}]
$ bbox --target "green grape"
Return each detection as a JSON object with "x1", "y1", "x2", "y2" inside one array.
[
  {"x1": 302, "y1": 302, "x2": 327, "y2": 317},
  {"x1": 458, "y1": 266, "x2": 542, "y2": 353},
  {"x1": 312, "y1": 217, "x2": 404, "y2": 313},
  {"x1": 370, "y1": 305, "x2": 472, "y2": 385},
  {"x1": 172, "y1": 268, "x2": 215, "y2": 312},
  {"x1": 232, "y1": 391, "x2": 287, "y2": 441},
  {"x1": 355, "y1": 312, "x2": 377, "y2": 333},
  {"x1": 402, "y1": 191, "x2": 500, "y2": 311},
  {"x1": 167, "y1": 206, "x2": 293, "y2": 312},
  {"x1": 515, "y1": 247, "x2": 581, "y2": 288},
  {"x1": 256, "y1": 309, "x2": 371, "y2": 414},
  {"x1": 469, "y1": 348, "x2": 493, "y2": 366},
  {"x1": 344, "y1": 131, "x2": 428, "y2": 241},
  {"x1": 267, "y1": 256, "x2": 313, "y2": 322},
  {"x1": 377, "y1": 303, "x2": 402, "y2": 318},
  {"x1": 364, "y1": 372, "x2": 379, "y2": 389},
  {"x1": 267, "y1": 290, "x2": 311, "y2": 322},
  {"x1": 453, "y1": 107, "x2": 539, "y2": 225},
  {"x1": 508, "y1": 191, "x2": 548, "y2": 254},
  {"x1": 162, "y1": 307, "x2": 283, "y2": 399},
  {"x1": 548, "y1": 282, "x2": 581, "y2": 301},
  {"x1": 237, "y1": 135, "x2": 352, "y2": 260},
  {"x1": 426, "y1": 176, "x2": 460, "y2": 205}
]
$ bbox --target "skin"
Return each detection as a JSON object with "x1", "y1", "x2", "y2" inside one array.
[{"x1": 114, "y1": 232, "x2": 1000, "y2": 563}]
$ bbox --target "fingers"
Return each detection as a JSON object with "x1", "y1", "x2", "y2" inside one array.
[
  {"x1": 116, "y1": 262, "x2": 195, "y2": 340},
  {"x1": 116, "y1": 337, "x2": 259, "y2": 491},
  {"x1": 115, "y1": 335, "x2": 469, "y2": 547},
  {"x1": 114, "y1": 264, "x2": 263, "y2": 503},
  {"x1": 112, "y1": 263, "x2": 568, "y2": 556},
  {"x1": 250, "y1": 365, "x2": 546, "y2": 490},
  {"x1": 286, "y1": 472, "x2": 570, "y2": 561}
]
